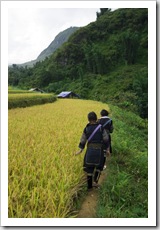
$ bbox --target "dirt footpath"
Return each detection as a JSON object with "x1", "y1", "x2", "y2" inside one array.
[{"x1": 76, "y1": 170, "x2": 107, "y2": 218}]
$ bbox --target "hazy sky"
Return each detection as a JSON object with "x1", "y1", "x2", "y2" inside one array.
[
  {"x1": 8, "y1": 8, "x2": 100, "y2": 64},
  {"x1": 5, "y1": 0, "x2": 157, "y2": 65}
]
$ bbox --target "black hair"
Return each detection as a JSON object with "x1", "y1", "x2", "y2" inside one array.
[
  {"x1": 100, "y1": 109, "x2": 109, "y2": 116},
  {"x1": 88, "y1": 111, "x2": 97, "y2": 121}
]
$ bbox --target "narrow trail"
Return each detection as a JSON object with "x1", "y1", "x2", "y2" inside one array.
[{"x1": 76, "y1": 170, "x2": 107, "y2": 218}]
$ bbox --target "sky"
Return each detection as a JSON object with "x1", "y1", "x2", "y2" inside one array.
[{"x1": 8, "y1": 8, "x2": 100, "y2": 65}]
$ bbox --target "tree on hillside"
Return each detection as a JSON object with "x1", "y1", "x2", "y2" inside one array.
[
  {"x1": 96, "y1": 8, "x2": 111, "y2": 18},
  {"x1": 120, "y1": 30, "x2": 139, "y2": 65},
  {"x1": 133, "y1": 68, "x2": 148, "y2": 118}
]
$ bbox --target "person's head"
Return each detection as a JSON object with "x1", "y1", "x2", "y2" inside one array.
[
  {"x1": 100, "y1": 109, "x2": 109, "y2": 117},
  {"x1": 88, "y1": 111, "x2": 97, "y2": 122}
]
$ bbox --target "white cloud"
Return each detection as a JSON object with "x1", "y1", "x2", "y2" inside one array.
[{"x1": 8, "y1": 8, "x2": 100, "y2": 64}]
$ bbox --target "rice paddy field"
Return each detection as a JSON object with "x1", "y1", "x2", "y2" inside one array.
[
  {"x1": 8, "y1": 92, "x2": 56, "y2": 109},
  {"x1": 8, "y1": 98, "x2": 110, "y2": 218}
]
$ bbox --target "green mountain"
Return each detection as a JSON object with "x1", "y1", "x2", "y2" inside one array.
[
  {"x1": 36, "y1": 27, "x2": 80, "y2": 62},
  {"x1": 8, "y1": 8, "x2": 148, "y2": 118},
  {"x1": 18, "y1": 27, "x2": 79, "y2": 67}
]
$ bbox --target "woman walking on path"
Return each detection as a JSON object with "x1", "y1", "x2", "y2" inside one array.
[
  {"x1": 75, "y1": 111, "x2": 109, "y2": 190},
  {"x1": 98, "y1": 109, "x2": 114, "y2": 169}
]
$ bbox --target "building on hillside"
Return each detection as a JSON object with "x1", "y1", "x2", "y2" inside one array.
[
  {"x1": 29, "y1": 88, "x2": 45, "y2": 93},
  {"x1": 57, "y1": 91, "x2": 80, "y2": 98}
]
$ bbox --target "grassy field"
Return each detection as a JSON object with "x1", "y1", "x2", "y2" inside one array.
[
  {"x1": 8, "y1": 97, "x2": 148, "y2": 218},
  {"x1": 8, "y1": 92, "x2": 57, "y2": 109},
  {"x1": 8, "y1": 98, "x2": 110, "y2": 217},
  {"x1": 96, "y1": 105, "x2": 148, "y2": 218}
]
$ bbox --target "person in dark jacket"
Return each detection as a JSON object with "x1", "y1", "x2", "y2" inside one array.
[
  {"x1": 98, "y1": 109, "x2": 114, "y2": 169},
  {"x1": 75, "y1": 111, "x2": 109, "y2": 190}
]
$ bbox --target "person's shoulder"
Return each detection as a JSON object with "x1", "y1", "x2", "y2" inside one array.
[
  {"x1": 85, "y1": 122, "x2": 94, "y2": 130},
  {"x1": 98, "y1": 117, "x2": 108, "y2": 123},
  {"x1": 83, "y1": 123, "x2": 89, "y2": 132}
]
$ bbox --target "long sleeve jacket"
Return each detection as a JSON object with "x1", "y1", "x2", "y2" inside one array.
[
  {"x1": 78, "y1": 123, "x2": 109, "y2": 150},
  {"x1": 98, "y1": 116, "x2": 114, "y2": 134}
]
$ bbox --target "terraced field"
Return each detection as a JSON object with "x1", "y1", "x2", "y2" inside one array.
[{"x1": 8, "y1": 98, "x2": 110, "y2": 217}]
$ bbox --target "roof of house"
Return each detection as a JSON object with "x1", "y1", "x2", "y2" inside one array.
[
  {"x1": 57, "y1": 91, "x2": 72, "y2": 97},
  {"x1": 57, "y1": 91, "x2": 80, "y2": 98},
  {"x1": 29, "y1": 88, "x2": 44, "y2": 92}
]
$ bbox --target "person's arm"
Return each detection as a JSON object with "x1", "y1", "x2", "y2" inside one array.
[
  {"x1": 102, "y1": 129, "x2": 111, "y2": 156},
  {"x1": 110, "y1": 120, "x2": 114, "y2": 133},
  {"x1": 75, "y1": 131, "x2": 87, "y2": 155},
  {"x1": 102, "y1": 129, "x2": 109, "y2": 149},
  {"x1": 75, "y1": 149, "x2": 83, "y2": 155}
]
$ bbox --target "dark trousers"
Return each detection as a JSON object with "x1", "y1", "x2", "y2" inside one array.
[
  {"x1": 87, "y1": 167, "x2": 101, "y2": 189},
  {"x1": 102, "y1": 134, "x2": 112, "y2": 168},
  {"x1": 109, "y1": 134, "x2": 112, "y2": 153}
]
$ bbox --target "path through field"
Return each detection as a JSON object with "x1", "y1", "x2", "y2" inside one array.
[
  {"x1": 77, "y1": 170, "x2": 107, "y2": 218},
  {"x1": 9, "y1": 99, "x2": 110, "y2": 218}
]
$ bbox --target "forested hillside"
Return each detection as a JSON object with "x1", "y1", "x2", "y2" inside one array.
[{"x1": 8, "y1": 8, "x2": 148, "y2": 118}]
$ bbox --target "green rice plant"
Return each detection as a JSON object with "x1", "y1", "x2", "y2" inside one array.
[
  {"x1": 8, "y1": 93, "x2": 57, "y2": 109},
  {"x1": 8, "y1": 90, "x2": 32, "y2": 94}
]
